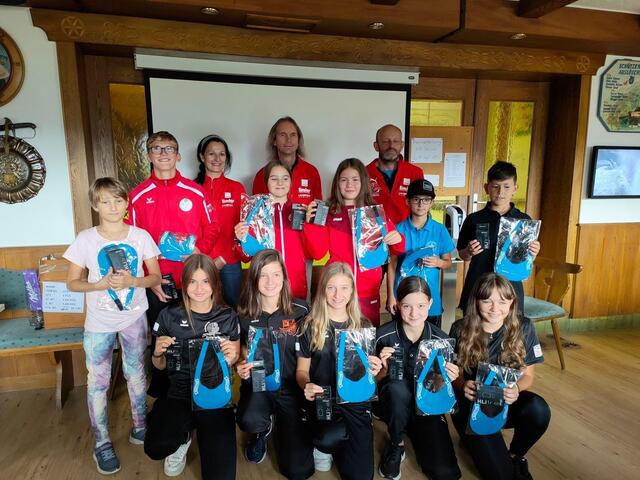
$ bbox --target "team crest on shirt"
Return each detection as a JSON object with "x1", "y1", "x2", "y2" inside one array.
[
  {"x1": 204, "y1": 321, "x2": 220, "y2": 336},
  {"x1": 224, "y1": 192, "x2": 231, "y2": 199},
  {"x1": 179, "y1": 198, "x2": 193, "y2": 212},
  {"x1": 179, "y1": 318, "x2": 189, "y2": 328},
  {"x1": 301, "y1": 179, "x2": 309, "y2": 187},
  {"x1": 403, "y1": 177, "x2": 411, "y2": 185},
  {"x1": 370, "y1": 178, "x2": 381, "y2": 195},
  {"x1": 146, "y1": 197, "x2": 155, "y2": 205},
  {"x1": 280, "y1": 319, "x2": 297, "y2": 335}
]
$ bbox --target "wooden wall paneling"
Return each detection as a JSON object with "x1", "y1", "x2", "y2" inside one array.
[
  {"x1": 538, "y1": 75, "x2": 590, "y2": 313},
  {"x1": 85, "y1": 55, "x2": 116, "y2": 180},
  {"x1": 56, "y1": 42, "x2": 95, "y2": 233},
  {"x1": 573, "y1": 224, "x2": 640, "y2": 318},
  {"x1": 30, "y1": 10, "x2": 605, "y2": 76}
]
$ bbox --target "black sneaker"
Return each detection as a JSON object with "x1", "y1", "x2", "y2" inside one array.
[
  {"x1": 379, "y1": 443, "x2": 405, "y2": 480},
  {"x1": 245, "y1": 421, "x2": 273, "y2": 464},
  {"x1": 512, "y1": 455, "x2": 533, "y2": 480}
]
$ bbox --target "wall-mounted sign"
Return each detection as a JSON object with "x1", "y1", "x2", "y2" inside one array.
[
  {"x1": 598, "y1": 59, "x2": 640, "y2": 133},
  {"x1": 0, "y1": 28, "x2": 25, "y2": 107}
]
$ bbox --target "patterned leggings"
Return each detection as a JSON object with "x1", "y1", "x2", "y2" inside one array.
[{"x1": 83, "y1": 317, "x2": 148, "y2": 446}]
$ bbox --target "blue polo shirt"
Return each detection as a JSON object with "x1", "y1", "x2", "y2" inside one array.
[{"x1": 395, "y1": 216, "x2": 455, "y2": 316}]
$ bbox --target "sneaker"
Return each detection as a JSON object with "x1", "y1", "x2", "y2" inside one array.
[
  {"x1": 245, "y1": 420, "x2": 273, "y2": 464},
  {"x1": 313, "y1": 448, "x2": 333, "y2": 472},
  {"x1": 129, "y1": 427, "x2": 145, "y2": 445},
  {"x1": 164, "y1": 434, "x2": 192, "y2": 477},
  {"x1": 93, "y1": 442, "x2": 121, "y2": 475},
  {"x1": 378, "y1": 443, "x2": 405, "y2": 480},
  {"x1": 512, "y1": 455, "x2": 533, "y2": 480}
]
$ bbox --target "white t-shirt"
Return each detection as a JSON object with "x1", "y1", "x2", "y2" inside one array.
[{"x1": 64, "y1": 226, "x2": 160, "y2": 333}]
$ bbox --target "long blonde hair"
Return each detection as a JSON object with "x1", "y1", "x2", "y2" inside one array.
[
  {"x1": 457, "y1": 273, "x2": 526, "y2": 372},
  {"x1": 301, "y1": 262, "x2": 364, "y2": 351}
]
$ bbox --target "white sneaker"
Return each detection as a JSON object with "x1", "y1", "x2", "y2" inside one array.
[
  {"x1": 164, "y1": 434, "x2": 192, "y2": 477},
  {"x1": 313, "y1": 448, "x2": 333, "y2": 472}
]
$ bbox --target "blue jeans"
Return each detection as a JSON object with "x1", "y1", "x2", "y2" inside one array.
[{"x1": 219, "y1": 262, "x2": 242, "y2": 308}]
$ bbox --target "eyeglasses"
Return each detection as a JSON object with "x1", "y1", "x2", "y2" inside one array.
[
  {"x1": 148, "y1": 145, "x2": 178, "y2": 155},
  {"x1": 410, "y1": 197, "x2": 433, "y2": 205}
]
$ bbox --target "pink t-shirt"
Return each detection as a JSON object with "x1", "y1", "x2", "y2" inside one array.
[{"x1": 64, "y1": 226, "x2": 160, "y2": 333}]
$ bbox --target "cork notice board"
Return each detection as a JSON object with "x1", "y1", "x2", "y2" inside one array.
[{"x1": 408, "y1": 126, "x2": 474, "y2": 196}]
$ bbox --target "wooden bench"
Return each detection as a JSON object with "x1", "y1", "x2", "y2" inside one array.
[{"x1": 0, "y1": 318, "x2": 83, "y2": 409}]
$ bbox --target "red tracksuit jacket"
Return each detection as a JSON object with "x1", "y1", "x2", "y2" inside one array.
[
  {"x1": 304, "y1": 205, "x2": 405, "y2": 298},
  {"x1": 128, "y1": 171, "x2": 218, "y2": 288},
  {"x1": 201, "y1": 174, "x2": 245, "y2": 265},
  {"x1": 236, "y1": 201, "x2": 318, "y2": 299},
  {"x1": 252, "y1": 156, "x2": 323, "y2": 205},
  {"x1": 366, "y1": 156, "x2": 425, "y2": 224}
]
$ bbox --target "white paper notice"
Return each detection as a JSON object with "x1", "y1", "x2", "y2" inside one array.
[
  {"x1": 42, "y1": 281, "x2": 85, "y2": 314},
  {"x1": 425, "y1": 174, "x2": 440, "y2": 187},
  {"x1": 443, "y1": 153, "x2": 467, "y2": 188},
  {"x1": 411, "y1": 138, "x2": 443, "y2": 164}
]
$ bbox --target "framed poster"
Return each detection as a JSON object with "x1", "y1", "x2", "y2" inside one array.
[
  {"x1": 597, "y1": 59, "x2": 640, "y2": 133},
  {"x1": 0, "y1": 28, "x2": 25, "y2": 107}
]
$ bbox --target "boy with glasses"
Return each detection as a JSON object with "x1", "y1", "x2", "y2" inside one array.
[
  {"x1": 386, "y1": 179, "x2": 454, "y2": 327},
  {"x1": 128, "y1": 131, "x2": 219, "y2": 397}
]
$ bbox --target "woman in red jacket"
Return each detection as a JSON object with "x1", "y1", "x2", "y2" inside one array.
[
  {"x1": 235, "y1": 161, "x2": 317, "y2": 301},
  {"x1": 195, "y1": 134, "x2": 246, "y2": 307},
  {"x1": 305, "y1": 158, "x2": 405, "y2": 326}
]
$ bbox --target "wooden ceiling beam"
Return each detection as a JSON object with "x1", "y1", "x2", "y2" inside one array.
[
  {"x1": 30, "y1": 8, "x2": 604, "y2": 76},
  {"x1": 517, "y1": 0, "x2": 578, "y2": 18}
]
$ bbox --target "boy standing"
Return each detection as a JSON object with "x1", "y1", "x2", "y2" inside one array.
[
  {"x1": 128, "y1": 131, "x2": 219, "y2": 397},
  {"x1": 387, "y1": 179, "x2": 454, "y2": 327},
  {"x1": 65, "y1": 177, "x2": 161, "y2": 475},
  {"x1": 457, "y1": 161, "x2": 540, "y2": 314}
]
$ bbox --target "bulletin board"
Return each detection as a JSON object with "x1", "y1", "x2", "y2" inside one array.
[{"x1": 408, "y1": 126, "x2": 474, "y2": 196}]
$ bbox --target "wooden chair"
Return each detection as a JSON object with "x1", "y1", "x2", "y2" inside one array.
[{"x1": 523, "y1": 257, "x2": 582, "y2": 370}]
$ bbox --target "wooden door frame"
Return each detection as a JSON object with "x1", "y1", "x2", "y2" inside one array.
[{"x1": 470, "y1": 80, "x2": 550, "y2": 221}]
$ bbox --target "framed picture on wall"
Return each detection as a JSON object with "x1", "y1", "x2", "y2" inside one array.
[
  {"x1": 0, "y1": 28, "x2": 25, "y2": 107},
  {"x1": 588, "y1": 146, "x2": 640, "y2": 198}
]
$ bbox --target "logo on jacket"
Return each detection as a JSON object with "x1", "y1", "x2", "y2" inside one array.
[
  {"x1": 146, "y1": 197, "x2": 155, "y2": 205},
  {"x1": 179, "y1": 198, "x2": 193, "y2": 212},
  {"x1": 224, "y1": 192, "x2": 231, "y2": 199},
  {"x1": 280, "y1": 319, "x2": 297, "y2": 335},
  {"x1": 403, "y1": 177, "x2": 410, "y2": 185},
  {"x1": 180, "y1": 318, "x2": 189, "y2": 328},
  {"x1": 370, "y1": 178, "x2": 381, "y2": 195},
  {"x1": 301, "y1": 179, "x2": 309, "y2": 187}
]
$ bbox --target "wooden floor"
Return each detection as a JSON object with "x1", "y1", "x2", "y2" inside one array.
[{"x1": 1, "y1": 328, "x2": 639, "y2": 480}]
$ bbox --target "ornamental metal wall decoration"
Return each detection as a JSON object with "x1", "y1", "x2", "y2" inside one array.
[{"x1": 0, "y1": 134, "x2": 46, "y2": 204}]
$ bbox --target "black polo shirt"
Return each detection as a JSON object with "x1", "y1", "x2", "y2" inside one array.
[
  {"x1": 457, "y1": 203, "x2": 531, "y2": 313},
  {"x1": 375, "y1": 319, "x2": 449, "y2": 383},
  {"x1": 153, "y1": 303, "x2": 240, "y2": 401},
  {"x1": 448, "y1": 316, "x2": 544, "y2": 381},
  {"x1": 239, "y1": 300, "x2": 309, "y2": 391},
  {"x1": 297, "y1": 318, "x2": 374, "y2": 394}
]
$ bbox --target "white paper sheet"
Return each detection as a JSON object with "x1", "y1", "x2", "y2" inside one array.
[
  {"x1": 42, "y1": 281, "x2": 85, "y2": 314},
  {"x1": 443, "y1": 152, "x2": 467, "y2": 188},
  {"x1": 424, "y1": 174, "x2": 440, "y2": 187},
  {"x1": 411, "y1": 138, "x2": 443, "y2": 164}
]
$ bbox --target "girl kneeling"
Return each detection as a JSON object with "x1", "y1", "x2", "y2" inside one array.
[{"x1": 144, "y1": 254, "x2": 240, "y2": 479}]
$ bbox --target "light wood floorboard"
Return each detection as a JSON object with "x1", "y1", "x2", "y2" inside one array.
[{"x1": 0, "y1": 328, "x2": 638, "y2": 479}]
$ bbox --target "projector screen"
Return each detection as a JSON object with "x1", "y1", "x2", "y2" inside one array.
[{"x1": 145, "y1": 70, "x2": 411, "y2": 196}]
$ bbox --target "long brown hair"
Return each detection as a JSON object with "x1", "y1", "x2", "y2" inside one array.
[
  {"x1": 300, "y1": 262, "x2": 364, "y2": 351},
  {"x1": 328, "y1": 158, "x2": 375, "y2": 214},
  {"x1": 266, "y1": 116, "x2": 306, "y2": 162},
  {"x1": 456, "y1": 273, "x2": 526, "y2": 372},
  {"x1": 262, "y1": 160, "x2": 292, "y2": 190},
  {"x1": 181, "y1": 254, "x2": 224, "y2": 331},
  {"x1": 237, "y1": 249, "x2": 294, "y2": 319}
]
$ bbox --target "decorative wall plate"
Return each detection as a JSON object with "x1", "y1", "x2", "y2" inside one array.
[
  {"x1": 0, "y1": 28, "x2": 25, "y2": 107},
  {"x1": 0, "y1": 135, "x2": 46, "y2": 203}
]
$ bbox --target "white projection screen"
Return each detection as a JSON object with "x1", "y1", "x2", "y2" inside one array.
[{"x1": 145, "y1": 71, "x2": 411, "y2": 196}]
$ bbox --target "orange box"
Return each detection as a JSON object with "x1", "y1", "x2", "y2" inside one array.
[{"x1": 39, "y1": 256, "x2": 85, "y2": 330}]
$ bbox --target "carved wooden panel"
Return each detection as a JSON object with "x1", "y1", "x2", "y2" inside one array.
[{"x1": 30, "y1": 9, "x2": 605, "y2": 76}]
